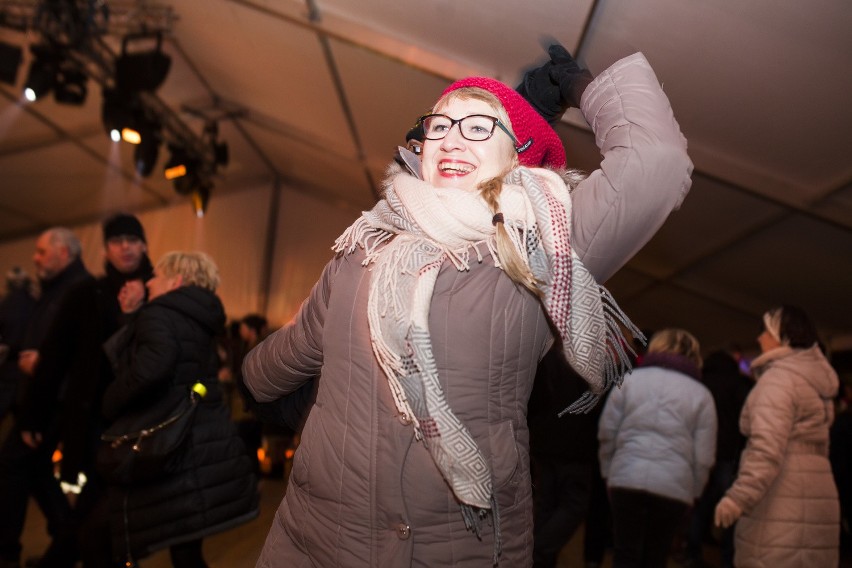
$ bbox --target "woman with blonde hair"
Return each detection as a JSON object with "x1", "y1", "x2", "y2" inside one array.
[
  {"x1": 89, "y1": 251, "x2": 259, "y2": 567},
  {"x1": 244, "y1": 46, "x2": 693, "y2": 566},
  {"x1": 599, "y1": 328, "x2": 717, "y2": 567}
]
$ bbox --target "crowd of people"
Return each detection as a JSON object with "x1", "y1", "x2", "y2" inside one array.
[
  {"x1": 0, "y1": 42, "x2": 849, "y2": 568},
  {"x1": 0, "y1": 217, "x2": 259, "y2": 568}
]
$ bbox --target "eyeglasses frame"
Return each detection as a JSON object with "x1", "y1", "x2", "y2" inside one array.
[{"x1": 417, "y1": 113, "x2": 518, "y2": 147}]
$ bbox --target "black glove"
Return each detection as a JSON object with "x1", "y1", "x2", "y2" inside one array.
[{"x1": 516, "y1": 44, "x2": 594, "y2": 125}]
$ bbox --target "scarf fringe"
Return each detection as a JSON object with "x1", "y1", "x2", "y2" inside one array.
[
  {"x1": 558, "y1": 285, "x2": 646, "y2": 416},
  {"x1": 335, "y1": 168, "x2": 644, "y2": 566},
  {"x1": 460, "y1": 495, "x2": 502, "y2": 566}
]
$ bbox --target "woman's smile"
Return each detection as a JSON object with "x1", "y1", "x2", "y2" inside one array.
[{"x1": 437, "y1": 159, "x2": 475, "y2": 177}]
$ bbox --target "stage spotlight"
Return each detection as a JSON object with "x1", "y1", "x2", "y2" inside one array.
[
  {"x1": 190, "y1": 182, "x2": 212, "y2": 218},
  {"x1": 164, "y1": 145, "x2": 197, "y2": 182},
  {"x1": 102, "y1": 88, "x2": 144, "y2": 142},
  {"x1": 213, "y1": 141, "x2": 229, "y2": 168},
  {"x1": 23, "y1": 49, "x2": 57, "y2": 102},
  {"x1": 115, "y1": 33, "x2": 171, "y2": 92},
  {"x1": 102, "y1": 88, "x2": 131, "y2": 132},
  {"x1": 54, "y1": 65, "x2": 88, "y2": 105},
  {"x1": 134, "y1": 123, "x2": 161, "y2": 177},
  {"x1": 0, "y1": 41, "x2": 23, "y2": 86},
  {"x1": 121, "y1": 127, "x2": 141, "y2": 144}
]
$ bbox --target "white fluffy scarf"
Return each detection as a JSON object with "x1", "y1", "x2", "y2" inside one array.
[{"x1": 333, "y1": 166, "x2": 640, "y2": 561}]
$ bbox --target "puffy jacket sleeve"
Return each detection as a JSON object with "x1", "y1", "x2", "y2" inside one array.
[
  {"x1": 571, "y1": 52, "x2": 693, "y2": 282},
  {"x1": 102, "y1": 306, "x2": 179, "y2": 421},
  {"x1": 692, "y1": 393, "x2": 718, "y2": 498},
  {"x1": 598, "y1": 386, "x2": 626, "y2": 480},
  {"x1": 242, "y1": 255, "x2": 338, "y2": 403},
  {"x1": 724, "y1": 372, "x2": 794, "y2": 512}
]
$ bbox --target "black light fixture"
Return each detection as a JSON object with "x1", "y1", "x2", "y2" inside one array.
[
  {"x1": 0, "y1": 41, "x2": 23, "y2": 85},
  {"x1": 101, "y1": 88, "x2": 144, "y2": 142},
  {"x1": 115, "y1": 32, "x2": 171, "y2": 92},
  {"x1": 134, "y1": 121, "x2": 162, "y2": 177},
  {"x1": 190, "y1": 182, "x2": 212, "y2": 218},
  {"x1": 212, "y1": 141, "x2": 228, "y2": 168},
  {"x1": 203, "y1": 120, "x2": 229, "y2": 170},
  {"x1": 54, "y1": 63, "x2": 88, "y2": 105},
  {"x1": 23, "y1": 46, "x2": 57, "y2": 102},
  {"x1": 163, "y1": 145, "x2": 195, "y2": 180}
]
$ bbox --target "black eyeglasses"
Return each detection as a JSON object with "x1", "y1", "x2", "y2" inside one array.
[{"x1": 418, "y1": 114, "x2": 518, "y2": 145}]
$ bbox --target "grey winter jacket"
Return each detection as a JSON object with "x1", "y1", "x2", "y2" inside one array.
[
  {"x1": 725, "y1": 345, "x2": 840, "y2": 568},
  {"x1": 598, "y1": 364, "x2": 717, "y2": 505},
  {"x1": 243, "y1": 52, "x2": 692, "y2": 567}
]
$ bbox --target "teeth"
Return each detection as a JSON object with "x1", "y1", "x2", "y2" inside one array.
[{"x1": 439, "y1": 163, "x2": 474, "y2": 174}]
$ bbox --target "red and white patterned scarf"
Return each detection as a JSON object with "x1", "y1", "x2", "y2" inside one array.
[{"x1": 333, "y1": 166, "x2": 641, "y2": 561}]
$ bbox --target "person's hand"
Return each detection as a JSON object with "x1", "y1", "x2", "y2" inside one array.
[
  {"x1": 547, "y1": 44, "x2": 594, "y2": 110},
  {"x1": 714, "y1": 496, "x2": 743, "y2": 528},
  {"x1": 119, "y1": 279, "x2": 146, "y2": 313},
  {"x1": 18, "y1": 349, "x2": 39, "y2": 375},
  {"x1": 516, "y1": 43, "x2": 594, "y2": 124},
  {"x1": 21, "y1": 430, "x2": 42, "y2": 448}
]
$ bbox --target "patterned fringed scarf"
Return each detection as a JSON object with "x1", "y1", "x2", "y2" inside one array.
[{"x1": 333, "y1": 166, "x2": 642, "y2": 564}]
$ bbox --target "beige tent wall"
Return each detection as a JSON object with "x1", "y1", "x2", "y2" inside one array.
[
  {"x1": 0, "y1": 181, "x2": 361, "y2": 330},
  {"x1": 265, "y1": 188, "x2": 363, "y2": 329}
]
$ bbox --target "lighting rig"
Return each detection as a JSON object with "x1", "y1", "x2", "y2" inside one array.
[{"x1": 0, "y1": 0, "x2": 227, "y2": 215}]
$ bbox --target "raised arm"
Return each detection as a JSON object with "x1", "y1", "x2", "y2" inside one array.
[{"x1": 571, "y1": 52, "x2": 693, "y2": 282}]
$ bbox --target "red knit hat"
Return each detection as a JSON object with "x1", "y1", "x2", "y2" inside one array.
[{"x1": 441, "y1": 76, "x2": 567, "y2": 169}]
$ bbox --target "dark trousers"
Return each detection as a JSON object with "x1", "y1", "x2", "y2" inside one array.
[
  {"x1": 0, "y1": 423, "x2": 73, "y2": 565},
  {"x1": 532, "y1": 460, "x2": 593, "y2": 567},
  {"x1": 77, "y1": 487, "x2": 207, "y2": 568},
  {"x1": 169, "y1": 539, "x2": 207, "y2": 568},
  {"x1": 610, "y1": 487, "x2": 688, "y2": 568},
  {"x1": 687, "y1": 459, "x2": 738, "y2": 568},
  {"x1": 584, "y1": 463, "x2": 612, "y2": 564}
]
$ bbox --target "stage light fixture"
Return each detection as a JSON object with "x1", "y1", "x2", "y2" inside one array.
[
  {"x1": 115, "y1": 32, "x2": 171, "y2": 92},
  {"x1": 163, "y1": 145, "x2": 197, "y2": 181},
  {"x1": 102, "y1": 88, "x2": 131, "y2": 133},
  {"x1": 213, "y1": 141, "x2": 229, "y2": 168},
  {"x1": 23, "y1": 49, "x2": 57, "y2": 102},
  {"x1": 133, "y1": 122, "x2": 162, "y2": 177},
  {"x1": 121, "y1": 127, "x2": 141, "y2": 144},
  {"x1": 190, "y1": 183, "x2": 211, "y2": 218},
  {"x1": 101, "y1": 88, "x2": 146, "y2": 143},
  {"x1": 53, "y1": 64, "x2": 88, "y2": 105},
  {"x1": 0, "y1": 41, "x2": 23, "y2": 86}
]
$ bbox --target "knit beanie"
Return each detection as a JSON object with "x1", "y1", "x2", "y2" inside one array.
[
  {"x1": 103, "y1": 213, "x2": 146, "y2": 243},
  {"x1": 441, "y1": 77, "x2": 567, "y2": 169}
]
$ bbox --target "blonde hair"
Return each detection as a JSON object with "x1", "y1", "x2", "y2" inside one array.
[
  {"x1": 433, "y1": 88, "x2": 541, "y2": 294},
  {"x1": 646, "y1": 328, "x2": 702, "y2": 368},
  {"x1": 156, "y1": 251, "x2": 220, "y2": 292}
]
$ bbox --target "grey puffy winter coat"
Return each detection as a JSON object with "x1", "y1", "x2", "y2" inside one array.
[
  {"x1": 725, "y1": 345, "x2": 840, "y2": 567},
  {"x1": 243, "y1": 52, "x2": 692, "y2": 567}
]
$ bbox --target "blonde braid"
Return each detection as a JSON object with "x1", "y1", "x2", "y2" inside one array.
[{"x1": 479, "y1": 177, "x2": 541, "y2": 297}]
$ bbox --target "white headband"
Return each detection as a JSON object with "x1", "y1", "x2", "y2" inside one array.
[{"x1": 762, "y1": 309, "x2": 784, "y2": 344}]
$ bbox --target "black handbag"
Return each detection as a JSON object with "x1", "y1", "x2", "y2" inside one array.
[{"x1": 97, "y1": 382, "x2": 207, "y2": 485}]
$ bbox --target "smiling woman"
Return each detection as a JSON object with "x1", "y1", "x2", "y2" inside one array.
[{"x1": 242, "y1": 47, "x2": 693, "y2": 567}]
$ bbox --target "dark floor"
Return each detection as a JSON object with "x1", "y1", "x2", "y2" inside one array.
[{"x1": 18, "y1": 478, "x2": 850, "y2": 568}]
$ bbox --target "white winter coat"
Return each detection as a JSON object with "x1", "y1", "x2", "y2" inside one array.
[{"x1": 598, "y1": 363, "x2": 717, "y2": 504}]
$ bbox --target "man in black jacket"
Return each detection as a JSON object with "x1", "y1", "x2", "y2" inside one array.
[
  {"x1": 16, "y1": 214, "x2": 153, "y2": 568},
  {"x1": 0, "y1": 228, "x2": 91, "y2": 568}
]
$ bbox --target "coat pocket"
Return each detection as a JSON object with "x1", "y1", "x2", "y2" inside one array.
[{"x1": 489, "y1": 420, "x2": 521, "y2": 499}]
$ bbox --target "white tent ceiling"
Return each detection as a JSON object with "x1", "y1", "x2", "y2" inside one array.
[{"x1": 1, "y1": 0, "x2": 851, "y2": 356}]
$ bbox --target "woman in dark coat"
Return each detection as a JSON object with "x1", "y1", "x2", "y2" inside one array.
[{"x1": 99, "y1": 251, "x2": 259, "y2": 567}]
